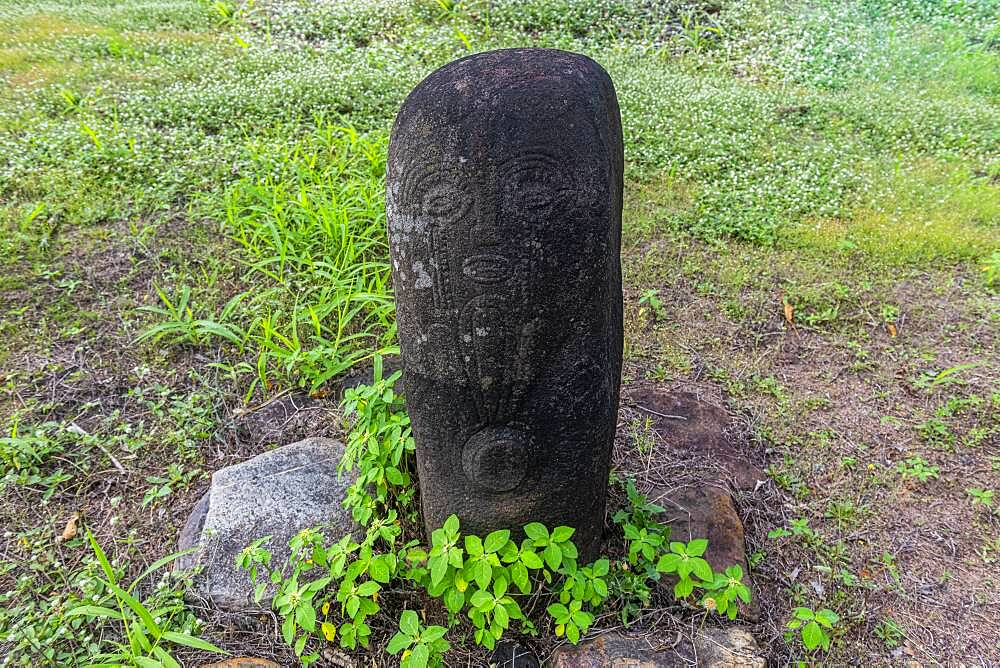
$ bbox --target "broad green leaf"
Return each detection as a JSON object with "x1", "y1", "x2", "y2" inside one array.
[
  {"x1": 816, "y1": 608, "x2": 840, "y2": 628},
  {"x1": 543, "y1": 543, "x2": 562, "y2": 570},
  {"x1": 444, "y1": 587, "x2": 465, "y2": 614},
  {"x1": 690, "y1": 557, "x2": 713, "y2": 582},
  {"x1": 369, "y1": 556, "x2": 391, "y2": 583},
  {"x1": 801, "y1": 620, "x2": 823, "y2": 650},
  {"x1": 409, "y1": 643, "x2": 429, "y2": 668},
  {"x1": 674, "y1": 576, "x2": 694, "y2": 599},
  {"x1": 464, "y1": 535, "x2": 484, "y2": 556},
  {"x1": 296, "y1": 601, "x2": 316, "y2": 632},
  {"x1": 494, "y1": 603, "x2": 509, "y2": 628},
  {"x1": 551, "y1": 526, "x2": 575, "y2": 543},
  {"x1": 385, "y1": 631, "x2": 411, "y2": 654},
  {"x1": 657, "y1": 553, "x2": 681, "y2": 572},
  {"x1": 162, "y1": 630, "x2": 226, "y2": 654},
  {"x1": 793, "y1": 607, "x2": 815, "y2": 621},
  {"x1": 429, "y1": 555, "x2": 448, "y2": 586},
  {"x1": 294, "y1": 632, "x2": 310, "y2": 656},
  {"x1": 686, "y1": 538, "x2": 708, "y2": 557},
  {"x1": 511, "y1": 561, "x2": 530, "y2": 594},
  {"x1": 474, "y1": 560, "x2": 491, "y2": 590},
  {"x1": 520, "y1": 549, "x2": 543, "y2": 569},
  {"x1": 484, "y1": 529, "x2": 511, "y2": 553},
  {"x1": 547, "y1": 603, "x2": 569, "y2": 619},
  {"x1": 523, "y1": 522, "x2": 548, "y2": 541},
  {"x1": 399, "y1": 610, "x2": 419, "y2": 637}
]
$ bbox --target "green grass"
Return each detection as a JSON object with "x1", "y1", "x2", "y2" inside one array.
[{"x1": 217, "y1": 123, "x2": 397, "y2": 396}]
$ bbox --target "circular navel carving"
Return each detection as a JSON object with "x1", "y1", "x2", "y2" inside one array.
[{"x1": 461, "y1": 426, "x2": 530, "y2": 492}]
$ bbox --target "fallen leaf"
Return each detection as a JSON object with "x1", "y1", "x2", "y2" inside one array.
[
  {"x1": 783, "y1": 299, "x2": 794, "y2": 325},
  {"x1": 887, "y1": 322, "x2": 897, "y2": 337},
  {"x1": 57, "y1": 512, "x2": 81, "y2": 543},
  {"x1": 310, "y1": 389, "x2": 329, "y2": 399}
]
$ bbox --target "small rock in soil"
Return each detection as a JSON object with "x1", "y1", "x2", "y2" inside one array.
[
  {"x1": 177, "y1": 437, "x2": 357, "y2": 611},
  {"x1": 548, "y1": 628, "x2": 764, "y2": 667},
  {"x1": 548, "y1": 631, "x2": 692, "y2": 667},
  {"x1": 626, "y1": 386, "x2": 764, "y2": 492},
  {"x1": 233, "y1": 393, "x2": 334, "y2": 448},
  {"x1": 694, "y1": 627, "x2": 765, "y2": 668},
  {"x1": 201, "y1": 659, "x2": 281, "y2": 668},
  {"x1": 646, "y1": 483, "x2": 757, "y2": 620},
  {"x1": 490, "y1": 640, "x2": 539, "y2": 668}
]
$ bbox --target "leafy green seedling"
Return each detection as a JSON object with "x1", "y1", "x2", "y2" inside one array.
[
  {"x1": 786, "y1": 606, "x2": 839, "y2": 652},
  {"x1": 656, "y1": 539, "x2": 714, "y2": 598},
  {"x1": 386, "y1": 610, "x2": 450, "y2": 668}
]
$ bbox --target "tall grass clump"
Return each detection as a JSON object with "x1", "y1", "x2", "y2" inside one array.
[{"x1": 220, "y1": 122, "x2": 396, "y2": 397}]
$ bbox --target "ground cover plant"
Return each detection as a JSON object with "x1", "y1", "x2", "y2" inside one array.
[
  {"x1": 237, "y1": 362, "x2": 752, "y2": 664},
  {"x1": 1, "y1": 0, "x2": 997, "y2": 664}
]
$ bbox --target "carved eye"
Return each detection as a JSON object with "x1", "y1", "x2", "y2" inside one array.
[
  {"x1": 419, "y1": 179, "x2": 472, "y2": 221},
  {"x1": 422, "y1": 190, "x2": 454, "y2": 217},
  {"x1": 518, "y1": 182, "x2": 556, "y2": 211},
  {"x1": 501, "y1": 152, "x2": 570, "y2": 215}
]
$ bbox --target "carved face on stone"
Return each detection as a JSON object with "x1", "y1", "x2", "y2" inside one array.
[{"x1": 387, "y1": 48, "x2": 623, "y2": 559}]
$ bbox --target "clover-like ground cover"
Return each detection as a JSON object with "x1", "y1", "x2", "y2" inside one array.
[{"x1": 1, "y1": 0, "x2": 997, "y2": 664}]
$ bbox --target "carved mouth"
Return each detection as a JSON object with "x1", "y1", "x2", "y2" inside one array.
[{"x1": 463, "y1": 254, "x2": 510, "y2": 284}]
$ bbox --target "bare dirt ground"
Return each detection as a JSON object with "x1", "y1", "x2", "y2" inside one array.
[{"x1": 3, "y1": 213, "x2": 996, "y2": 665}]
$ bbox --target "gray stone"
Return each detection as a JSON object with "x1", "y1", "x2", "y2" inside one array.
[
  {"x1": 548, "y1": 631, "x2": 691, "y2": 667},
  {"x1": 386, "y1": 48, "x2": 624, "y2": 560},
  {"x1": 177, "y1": 438, "x2": 356, "y2": 610},
  {"x1": 491, "y1": 640, "x2": 540, "y2": 668},
  {"x1": 547, "y1": 629, "x2": 764, "y2": 667},
  {"x1": 693, "y1": 628, "x2": 765, "y2": 668}
]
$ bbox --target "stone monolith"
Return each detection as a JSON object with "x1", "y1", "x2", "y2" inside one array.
[{"x1": 386, "y1": 48, "x2": 623, "y2": 560}]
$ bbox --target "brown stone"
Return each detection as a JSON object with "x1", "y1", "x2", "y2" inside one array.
[
  {"x1": 646, "y1": 484, "x2": 757, "y2": 621},
  {"x1": 548, "y1": 632, "x2": 692, "y2": 667},
  {"x1": 626, "y1": 386, "x2": 764, "y2": 492},
  {"x1": 202, "y1": 659, "x2": 280, "y2": 668},
  {"x1": 548, "y1": 629, "x2": 765, "y2": 667},
  {"x1": 694, "y1": 628, "x2": 765, "y2": 667},
  {"x1": 651, "y1": 485, "x2": 748, "y2": 575}
]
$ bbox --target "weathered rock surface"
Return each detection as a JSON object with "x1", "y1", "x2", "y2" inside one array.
[
  {"x1": 177, "y1": 438, "x2": 356, "y2": 611},
  {"x1": 626, "y1": 386, "x2": 764, "y2": 492},
  {"x1": 387, "y1": 47, "x2": 624, "y2": 561},
  {"x1": 233, "y1": 393, "x2": 333, "y2": 449},
  {"x1": 649, "y1": 485, "x2": 749, "y2": 576},
  {"x1": 547, "y1": 628, "x2": 764, "y2": 667},
  {"x1": 645, "y1": 484, "x2": 757, "y2": 621},
  {"x1": 491, "y1": 640, "x2": 540, "y2": 668},
  {"x1": 548, "y1": 631, "x2": 689, "y2": 667},
  {"x1": 694, "y1": 628, "x2": 765, "y2": 667},
  {"x1": 201, "y1": 659, "x2": 281, "y2": 668}
]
